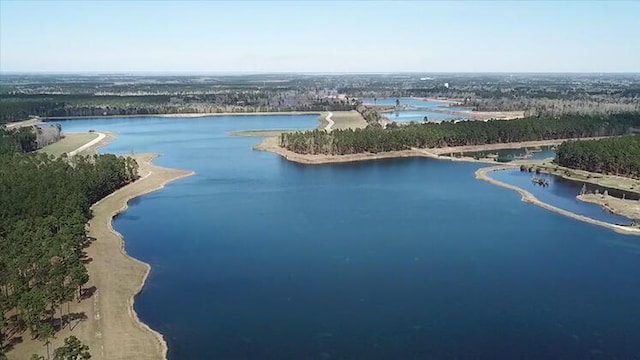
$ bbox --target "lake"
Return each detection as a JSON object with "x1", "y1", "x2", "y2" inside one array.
[
  {"x1": 362, "y1": 97, "x2": 469, "y2": 122},
  {"x1": 51, "y1": 115, "x2": 640, "y2": 359}
]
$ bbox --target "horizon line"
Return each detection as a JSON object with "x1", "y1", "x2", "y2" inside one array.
[{"x1": 2, "y1": 71, "x2": 639, "y2": 76}]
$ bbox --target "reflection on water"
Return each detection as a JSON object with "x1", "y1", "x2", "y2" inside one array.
[
  {"x1": 363, "y1": 97, "x2": 469, "y2": 123},
  {"x1": 462, "y1": 146, "x2": 556, "y2": 162},
  {"x1": 490, "y1": 168, "x2": 635, "y2": 224},
  {"x1": 43, "y1": 115, "x2": 640, "y2": 359}
]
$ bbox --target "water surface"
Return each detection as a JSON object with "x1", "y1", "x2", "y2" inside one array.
[
  {"x1": 363, "y1": 97, "x2": 469, "y2": 123},
  {"x1": 51, "y1": 116, "x2": 640, "y2": 359},
  {"x1": 490, "y1": 169, "x2": 635, "y2": 224}
]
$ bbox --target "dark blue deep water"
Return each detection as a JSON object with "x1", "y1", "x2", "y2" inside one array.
[{"x1": 52, "y1": 116, "x2": 640, "y2": 360}]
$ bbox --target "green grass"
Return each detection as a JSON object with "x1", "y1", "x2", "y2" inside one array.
[
  {"x1": 330, "y1": 110, "x2": 367, "y2": 130},
  {"x1": 38, "y1": 133, "x2": 98, "y2": 157}
]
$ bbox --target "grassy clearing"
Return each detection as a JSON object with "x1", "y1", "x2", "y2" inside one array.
[
  {"x1": 38, "y1": 132, "x2": 98, "y2": 156},
  {"x1": 330, "y1": 110, "x2": 367, "y2": 130}
]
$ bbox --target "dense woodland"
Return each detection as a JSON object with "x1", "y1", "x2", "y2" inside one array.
[
  {"x1": 0, "y1": 128, "x2": 138, "y2": 358},
  {"x1": 555, "y1": 135, "x2": 640, "y2": 179},
  {"x1": 280, "y1": 113, "x2": 640, "y2": 155}
]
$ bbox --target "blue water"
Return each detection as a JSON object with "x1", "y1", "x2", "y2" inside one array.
[
  {"x1": 490, "y1": 169, "x2": 635, "y2": 225},
  {"x1": 384, "y1": 109, "x2": 461, "y2": 122},
  {"x1": 362, "y1": 97, "x2": 469, "y2": 123},
  {"x1": 51, "y1": 116, "x2": 640, "y2": 359}
]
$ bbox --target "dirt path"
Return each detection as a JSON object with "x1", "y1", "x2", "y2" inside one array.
[
  {"x1": 324, "y1": 112, "x2": 334, "y2": 131},
  {"x1": 68, "y1": 132, "x2": 106, "y2": 156}
]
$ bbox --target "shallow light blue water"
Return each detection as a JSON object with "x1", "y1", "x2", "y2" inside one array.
[
  {"x1": 51, "y1": 116, "x2": 640, "y2": 359},
  {"x1": 362, "y1": 97, "x2": 469, "y2": 123},
  {"x1": 383, "y1": 109, "x2": 461, "y2": 122}
]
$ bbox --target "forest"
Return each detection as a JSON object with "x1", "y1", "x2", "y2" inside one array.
[
  {"x1": 0, "y1": 94, "x2": 354, "y2": 124},
  {"x1": 0, "y1": 128, "x2": 139, "y2": 358},
  {"x1": 280, "y1": 113, "x2": 640, "y2": 155},
  {"x1": 555, "y1": 135, "x2": 640, "y2": 179}
]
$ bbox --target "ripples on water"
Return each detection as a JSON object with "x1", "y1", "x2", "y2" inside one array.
[{"x1": 50, "y1": 115, "x2": 640, "y2": 359}]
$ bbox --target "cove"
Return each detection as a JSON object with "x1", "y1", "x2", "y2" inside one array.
[
  {"x1": 362, "y1": 97, "x2": 468, "y2": 122},
  {"x1": 51, "y1": 115, "x2": 640, "y2": 359}
]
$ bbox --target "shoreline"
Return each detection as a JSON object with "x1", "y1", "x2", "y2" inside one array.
[
  {"x1": 8, "y1": 143, "x2": 194, "y2": 359},
  {"x1": 41, "y1": 111, "x2": 323, "y2": 121},
  {"x1": 92, "y1": 153, "x2": 194, "y2": 359},
  {"x1": 255, "y1": 137, "x2": 601, "y2": 166},
  {"x1": 475, "y1": 165, "x2": 639, "y2": 236},
  {"x1": 577, "y1": 193, "x2": 640, "y2": 221}
]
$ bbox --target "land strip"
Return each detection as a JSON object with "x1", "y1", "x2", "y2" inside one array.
[
  {"x1": 475, "y1": 166, "x2": 640, "y2": 236},
  {"x1": 38, "y1": 132, "x2": 99, "y2": 157},
  {"x1": 9, "y1": 131, "x2": 194, "y2": 360},
  {"x1": 68, "y1": 132, "x2": 106, "y2": 156},
  {"x1": 256, "y1": 137, "x2": 605, "y2": 166},
  {"x1": 232, "y1": 111, "x2": 366, "y2": 138},
  {"x1": 578, "y1": 193, "x2": 640, "y2": 220}
]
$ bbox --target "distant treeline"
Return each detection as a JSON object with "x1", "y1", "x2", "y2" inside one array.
[
  {"x1": 280, "y1": 113, "x2": 640, "y2": 155},
  {"x1": 0, "y1": 128, "x2": 138, "y2": 356},
  {"x1": 460, "y1": 98, "x2": 640, "y2": 117},
  {"x1": 0, "y1": 94, "x2": 355, "y2": 124},
  {"x1": 556, "y1": 135, "x2": 640, "y2": 179}
]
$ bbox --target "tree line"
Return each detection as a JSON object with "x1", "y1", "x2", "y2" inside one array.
[
  {"x1": 0, "y1": 128, "x2": 138, "y2": 358},
  {"x1": 0, "y1": 94, "x2": 355, "y2": 124},
  {"x1": 555, "y1": 135, "x2": 640, "y2": 179},
  {"x1": 280, "y1": 113, "x2": 640, "y2": 155}
]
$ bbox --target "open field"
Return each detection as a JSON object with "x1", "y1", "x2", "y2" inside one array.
[
  {"x1": 38, "y1": 132, "x2": 99, "y2": 156},
  {"x1": 462, "y1": 110, "x2": 525, "y2": 121},
  {"x1": 535, "y1": 164, "x2": 640, "y2": 196},
  {"x1": 579, "y1": 193, "x2": 640, "y2": 220},
  {"x1": 4, "y1": 118, "x2": 42, "y2": 128},
  {"x1": 256, "y1": 137, "x2": 601, "y2": 166},
  {"x1": 232, "y1": 111, "x2": 366, "y2": 138},
  {"x1": 327, "y1": 110, "x2": 367, "y2": 130}
]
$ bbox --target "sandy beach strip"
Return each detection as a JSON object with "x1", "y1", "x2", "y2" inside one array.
[
  {"x1": 83, "y1": 153, "x2": 194, "y2": 359},
  {"x1": 8, "y1": 149, "x2": 194, "y2": 360},
  {"x1": 254, "y1": 137, "x2": 604, "y2": 166},
  {"x1": 475, "y1": 165, "x2": 639, "y2": 236}
]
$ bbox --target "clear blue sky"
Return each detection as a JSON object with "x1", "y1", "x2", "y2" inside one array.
[{"x1": 1, "y1": 0, "x2": 638, "y2": 73}]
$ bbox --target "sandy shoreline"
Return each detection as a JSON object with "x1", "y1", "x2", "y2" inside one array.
[
  {"x1": 87, "y1": 153, "x2": 194, "y2": 359},
  {"x1": 578, "y1": 193, "x2": 640, "y2": 221},
  {"x1": 255, "y1": 137, "x2": 603, "y2": 166},
  {"x1": 8, "y1": 148, "x2": 194, "y2": 359},
  {"x1": 476, "y1": 166, "x2": 639, "y2": 236}
]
